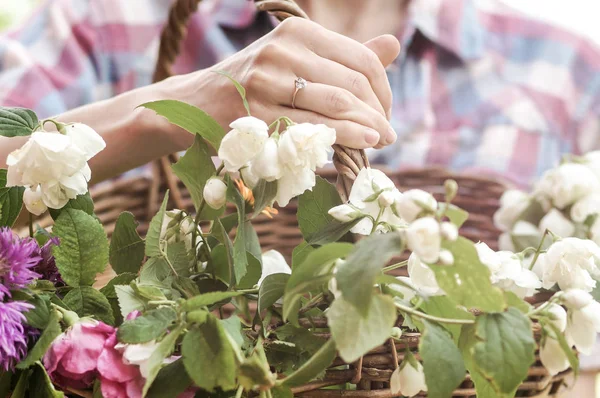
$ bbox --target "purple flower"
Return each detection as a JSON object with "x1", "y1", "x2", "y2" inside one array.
[
  {"x1": 0, "y1": 300, "x2": 33, "y2": 371},
  {"x1": 33, "y1": 237, "x2": 63, "y2": 286},
  {"x1": 0, "y1": 228, "x2": 41, "y2": 299}
]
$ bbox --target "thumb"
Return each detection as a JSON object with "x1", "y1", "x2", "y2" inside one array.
[{"x1": 364, "y1": 34, "x2": 401, "y2": 67}]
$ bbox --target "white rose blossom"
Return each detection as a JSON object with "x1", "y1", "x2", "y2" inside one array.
[
  {"x1": 330, "y1": 168, "x2": 404, "y2": 235},
  {"x1": 475, "y1": 243, "x2": 541, "y2": 298},
  {"x1": 203, "y1": 177, "x2": 227, "y2": 209},
  {"x1": 583, "y1": 151, "x2": 600, "y2": 180},
  {"x1": 406, "y1": 217, "x2": 441, "y2": 264},
  {"x1": 22, "y1": 186, "x2": 47, "y2": 216},
  {"x1": 540, "y1": 336, "x2": 570, "y2": 376},
  {"x1": 257, "y1": 250, "x2": 291, "y2": 286},
  {"x1": 493, "y1": 189, "x2": 530, "y2": 231},
  {"x1": 538, "y1": 209, "x2": 575, "y2": 238},
  {"x1": 250, "y1": 136, "x2": 282, "y2": 182},
  {"x1": 440, "y1": 222, "x2": 458, "y2": 241},
  {"x1": 571, "y1": 193, "x2": 600, "y2": 223},
  {"x1": 393, "y1": 189, "x2": 437, "y2": 223},
  {"x1": 390, "y1": 357, "x2": 427, "y2": 397},
  {"x1": 561, "y1": 289, "x2": 594, "y2": 310},
  {"x1": 275, "y1": 167, "x2": 316, "y2": 207},
  {"x1": 539, "y1": 237, "x2": 600, "y2": 292},
  {"x1": 218, "y1": 116, "x2": 269, "y2": 172},
  {"x1": 7, "y1": 125, "x2": 105, "y2": 210},
  {"x1": 407, "y1": 253, "x2": 443, "y2": 296},
  {"x1": 564, "y1": 299, "x2": 600, "y2": 355},
  {"x1": 591, "y1": 217, "x2": 600, "y2": 246},
  {"x1": 546, "y1": 303, "x2": 567, "y2": 332},
  {"x1": 534, "y1": 163, "x2": 600, "y2": 210}
]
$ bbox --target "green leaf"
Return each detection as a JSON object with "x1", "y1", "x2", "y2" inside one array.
[
  {"x1": 172, "y1": 276, "x2": 201, "y2": 299},
  {"x1": 11, "y1": 369, "x2": 30, "y2": 398},
  {"x1": 30, "y1": 362, "x2": 65, "y2": 398},
  {"x1": 99, "y1": 273, "x2": 137, "y2": 299},
  {"x1": 419, "y1": 296, "x2": 475, "y2": 343},
  {"x1": 140, "y1": 257, "x2": 171, "y2": 283},
  {"x1": 459, "y1": 325, "x2": 500, "y2": 398},
  {"x1": 211, "y1": 219, "x2": 236, "y2": 287},
  {"x1": 252, "y1": 179, "x2": 278, "y2": 216},
  {"x1": 0, "y1": 107, "x2": 38, "y2": 137},
  {"x1": 337, "y1": 233, "x2": 403, "y2": 316},
  {"x1": 142, "y1": 324, "x2": 185, "y2": 397},
  {"x1": 281, "y1": 339, "x2": 337, "y2": 387},
  {"x1": 439, "y1": 203, "x2": 469, "y2": 228},
  {"x1": 17, "y1": 310, "x2": 62, "y2": 369},
  {"x1": 306, "y1": 219, "x2": 361, "y2": 246},
  {"x1": 48, "y1": 192, "x2": 94, "y2": 221},
  {"x1": 546, "y1": 323, "x2": 579, "y2": 376},
  {"x1": 471, "y1": 308, "x2": 535, "y2": 394},
  {"x1": 183, "y1": 290, "x2": 247, "y2": 312},
  {"x1": 430, "y1": 237, "x2": 506, "y2": 312},
  {"x1": 117, "y1": 307, "x2": 178, "y2": 344},
  {"x1": 63, "y1": 286, "x2": 115, "y2": 325},
  {"x1": 220, "y1": 316, "x2": 244, "y2": 348},
  {"x1": 327, "y1": 295, "x2": 397, "y2": 363},
  {"x1": 182, "y1": 314, "x2": 238, "y2": 392},
  {"x1": 504, "y1": 292, "x2": 532, "y2": 314},
  {"x1": 166, "y1": 241, "x2": 193, "y2": 277},
  {"x1": 145, "y1": 193, "x2": 169, "y2": 258},
  {"x1": 53, "y1": 209, "x2": 109, "y2": 287},
  {"x1": 139, "y1": 100, "x2": 225, "y2": 150},
  {"x1": 238, "y1": 344, "x2": 275, "y2": 390},
  {"x1": 292, "y1": 241, "x2": 314, "y2": 269},
  {"x1": 237, "y1": 252, "x2": 262, "y2": 289},
  {"x1": 419, "y1": 320, "x2": 466, "y2": 397},
  {"x1": 0, "y1": 169, "x2": 24, "y2": 227},
  {"x1": 297, "y1": 176, "x2": 342, "y2": 239},
  {"x1": 0, "y1": 371, "x2": 13, "y2": 398},
  {"x1": 271, "y1": 385, "x2": 294, "y2": 398},
  {"x1": 214, "y1": 70, "x2": 251, "y2": 116},
  {"x1": 172, "y1": 135, "x2": 221, "y2": 217},
  {"x1": 115, "y1": 285, "x2": 147, "y2": 318},
  {"x1": 259, "y1": 273, "x2": 290, "y2": 311},
  {"x1": 23, "y1": 295, "x2": 51, "y2": 329},
  {"x1": 109, "y1": 212, "x2": 145, "y2": 274},
  {"x1": 146, "y1": 358, "x2": 192, "y2": 398}
]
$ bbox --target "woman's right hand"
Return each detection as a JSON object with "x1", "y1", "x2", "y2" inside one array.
[{"x1": 157, "y1": 17, "x2": 401, "y2": 152}]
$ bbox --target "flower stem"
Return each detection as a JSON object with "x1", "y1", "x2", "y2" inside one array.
[
  {"x1": 28, "y1": 212, "x2": 34, "y2": 238},
  {"x1": 299, "y1": 293, "x2": 324, "y2": 314},
  {"x1": 382, "y1": 260, "x2": 409, "y2": 273},
  {"x1": 235, "y1": 386, "x2": 244, "y2": 398},
  {"x1": 394, "y1": 301, "x2": 474, "y2": 325},
  {"x1": 528, "y1": 229, "x2": 552, "y2": 270}
]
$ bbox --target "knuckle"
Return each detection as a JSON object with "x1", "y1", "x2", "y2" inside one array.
[
  {"x1": 277, "y1": 17, "x2": 303, "y2": 34},
  {"x1": 254, "y1": 42, "x2": 281, "y2": 66},
  {"x1": 359, "y1": 49, "x2": 379, "y2": 74},
  {"x1": 347, "y1": 71, "x2": 368, "y2": 93},
  {"x1": 244, "y1": 69, "x2": 269, "y2": 91},
  {"x1": 327, "y1": 89, "x2": 353, "y2": 113}
]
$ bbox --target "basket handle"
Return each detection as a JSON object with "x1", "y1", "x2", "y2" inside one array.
[{"x1": 150, "y1": 0, "x2": 368, "y2": 214}]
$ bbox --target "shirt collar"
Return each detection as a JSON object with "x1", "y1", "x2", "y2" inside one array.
[{"x1": 207, "y1": 0, "x2": 486, "y2": 61}]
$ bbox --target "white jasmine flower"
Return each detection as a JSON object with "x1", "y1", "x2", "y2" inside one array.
[
  {"x1": 250, "y1": 137, "x2": 282, "y2": 182},
  {"x1": 23, "y1": 186, "x2": 47, "y2": 216},
  {"x1": 493, "y1": 189, "x2": 530, "y2": 231},
  {"x1": 257, "y1": 250, "x2": 291, "y2": 286},
  {"x1": 538, "y1": 209, "x2": 575, "y2": 238},
  {"x1": 546, "y1": 303, "x2": 567, "y2": 332},
  {"x1": 565, "y1": 299, "x2": 600, "y2": 355},
  {"x1": 218, "y1": 116, "x2": 269, "y2": 172},
  {"x1": 534, "y1": 163, "x2": 600, "y2": 210},
  {"x1": 203, "y1": 177, "x2": 227, "y2": 209},
  {"x1": 278, "y1": 123, "x2": 336, "y2": 171},
  {"x1": 540, "y1": 336, "x2": 570, "y2": 376},
  {"x1": 160, "y1": 209, "x2": 202, "y2": 254},
  {"x1": 407, "y1": 253, "x2": 443, "y2": 296},
  {"x1": 540, "y1": 237, "x2": 600, "y2": 292},
  {"x1": 393, "y1": 189, "x2": 437, "y2": 223},
  {"x1": 390, "y1": 357, "x2": 427, "y2": 397},
  {"x1": 406, "y1": 217, "x2": 441, "y2": 264},
  {"x1": 561, "y1": 289, "x2": 594, "y2": 310},
  {"x1": 571, "y1": 193, "x2": 600, "y2": 223},
  {"x1": 275, "y1": 167, "x2": 315, "y2": 207},
  {"x1": 440, "y1": 222, "x2": 458, "y2": 241},
  {"x1": 328, "y1": 204, "x2": 362, "y2": 223}
]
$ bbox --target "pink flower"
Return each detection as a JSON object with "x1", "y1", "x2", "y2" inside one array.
[
  {"x1": 43, "y1": 321, "x2": 114, "y2": 390},
  {"x1": 98, "y1": 332, "x2": 145, "y2": 398}
]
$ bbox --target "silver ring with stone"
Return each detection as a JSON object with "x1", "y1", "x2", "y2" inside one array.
[{"x1": 292, "y1": 77, "x2": 307, "y2": 109}]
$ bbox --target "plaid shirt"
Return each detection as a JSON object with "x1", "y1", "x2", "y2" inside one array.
[{"x1": 2, "y1": 0, "x2": 600, "y2": 188}]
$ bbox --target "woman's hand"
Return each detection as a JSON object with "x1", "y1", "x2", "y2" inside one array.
[{"x1": 159, "y1": 17, "x2": 401, "y2": 151}]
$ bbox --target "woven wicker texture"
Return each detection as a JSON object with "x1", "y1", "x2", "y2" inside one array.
[{"x1": 28, "y1": 0, "x2": 572, "y2": 396}]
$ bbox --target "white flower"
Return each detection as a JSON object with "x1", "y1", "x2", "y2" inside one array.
[
  {"x1": 160, "y1": 209, "x2": 201, "y2": 254},
  {"x1": 218, "y1": 116, "x2": 269, "y2": 172},
  {"x1": 534, "y1": 163, "x2": 600, "y2": 209},
  {"x1": 571, "y1": 193, "x2": 600, "y2": 223},
  {"x1": 538, "y1": 209, "x2": 575, "y2": 238},
  {"x1": 328, "y1": 204, "x2": 361, "y2": 223},
  {"x1": 406, "y1": 217, "x2": 441, "y2": 264},
  {"x1": 407, "y1": 253, "x2": 443, "y2": 296},
  {"x1": 393, "y1": 189, "x2": 437, "y2": 223},
  {"x1": 493, "y1": 189, "x2": 530, "y2": 231},
  {"x1": 250, "y1": 137, "x2": 282, "y2": 182},
  {"x1": 591, "y1": 217, "x2": 600, "y2": 247},
  {"x1": 203, "y1": 177, "x2": 227, "y2": 209},
  {"x1": 540, "y1": 237, "x2": 600, "y2": 292},
  {"x1": 561, "y1": 289, "x2": 594, "y2": 310},
  {"x1": 120, "y1": 341, "x2": 160, "y2": 378},
  {"x1": 440, "y1": 222, "x2": 458, "y2": 241},
  {"x1": 546, "y1": 303, "x2": 567, "y2": 332},
  {"x1": 275, "y1": 167, "x2": 315, "y2": 207},
  {"x1": 6, "y1": 126, "x2": 105, "y2": 209},
  {"x1": 240, "y1": 165, "x2": 260, "y2": 189},
  {"x1": 336, "y1": 168, "x2": 405, "y2": 235},
  {"x1": 565, "y1": 299, "x2": 600, "y2": 355},
  {"x1": 503, "y1": 221, "x2": 542, "y2": 253},
  {"x1": 278, "y1": 123, "x2": 336, "y2": 171},
  {"x1": 62, "y1": 123, "x2": 106, "y2": 160},
  {"x1": 23, "y1": 186, "x2": 47, "y2": 216},
  {"x1": 378, "y1": 190, "x2": 395, "y2": 208},
  {"x1": 388, "y1": 276, "x2": 417, "y2": 302},
  {"x1": 498, "y1": 232, "x2": 514, "y2": 252},
  {"x1": 583, "y1": 151, "x2": 600, "y2": 180},
  {"x1": 438, "y1": 249, "x2": 454, "y2": 265},
  {"x1": 390, "y1": 358, "x2": 427, "y2": 397},
  {"x1": 475, "y1": 243, "x2": 541, "y2": 298},
  {"x1": 540, "y1": 336, "x2": 570, "y2": 376},
  {"x1": 257, "y1": 250, "x2": 291, "y2": 286}
]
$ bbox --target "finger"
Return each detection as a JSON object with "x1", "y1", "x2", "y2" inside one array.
[
  {"x1": 287, "y1": 82, "x2": 395, "y2": 146},
  {"x1": 294, "y1": 53, "x2": 386, "y2": 117},
  {"x1": 364, "y1": 35, "x2": 401, "y2": 68},
  {"x1": 268, "y1": 105, "x2": 382, "y2": 149}
]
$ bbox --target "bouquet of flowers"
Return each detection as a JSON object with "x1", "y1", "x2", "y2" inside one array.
[{"x1": 0, "y1": 76, "x2": 591, "y2": 398}]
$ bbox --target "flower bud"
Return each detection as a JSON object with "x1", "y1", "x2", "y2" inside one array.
[
  {"x1": 438, "y1": 249, "x2": 454, "y2": 265},
  {"x1": 203, "y1": 177, "x2": 227, "y2": 209},
  {"x1": 391, "y1": 327, "x2": 402, "y2": 339},
  {"x1": 440, "y1": 222, "x2": 458, "y2": 241},
  {"x1": 328, "y1": 204, "x2": 361, "y2": 223},
  {"x1": 393, "y1": 189, "x2": 437, "y2": 223},
  {"x1": 561, "y1": 289, "x2": 594, "y2": 310},
  {"x1": 378, "y1": 190, "x2": 395, "y2": 208},
  {"x1": 23, "y1": 186, "x2": 48, "y2": 216},
  {"x1": 444, "y1": 179, "x2": 458, "y2": 202}
]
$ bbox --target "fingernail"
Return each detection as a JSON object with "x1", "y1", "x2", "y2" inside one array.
[
  {"x1": 365, "y1": 129, "x2": 380, "y2": 146},
  {"x1": 385, "y1": 127, "x2": 397, "y2": 144}
]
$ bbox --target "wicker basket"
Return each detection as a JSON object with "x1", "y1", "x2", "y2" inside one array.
[{"x1": 33, "y1": 0, "x2": 574, "y2": 396}]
